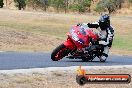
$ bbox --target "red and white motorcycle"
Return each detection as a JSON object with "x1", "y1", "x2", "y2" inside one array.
[{"x1": 51, "y1": 24, "x2": 105, "y2": 62}]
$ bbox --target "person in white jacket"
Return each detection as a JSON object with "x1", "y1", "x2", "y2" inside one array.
[{"x1": 87, "y1": 14, "x2": 114, "y2": 62}]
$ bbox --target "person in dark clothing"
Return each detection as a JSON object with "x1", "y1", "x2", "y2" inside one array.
[{"x1": 87, "y1": 14, "x2": 114, "y2": 62}]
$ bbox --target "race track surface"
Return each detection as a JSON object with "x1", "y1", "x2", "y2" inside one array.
[{"x1": 0, "y1": 52, "x2": 132, "y2": 70}]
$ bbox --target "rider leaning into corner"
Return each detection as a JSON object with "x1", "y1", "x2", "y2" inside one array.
[{"x1": 78, "y1": 14, "x2": 114, "y2": 62}]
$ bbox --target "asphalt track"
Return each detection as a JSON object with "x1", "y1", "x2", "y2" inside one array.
[{"x1": 0, "y1": 52, "x2": 131, "y2": 70}]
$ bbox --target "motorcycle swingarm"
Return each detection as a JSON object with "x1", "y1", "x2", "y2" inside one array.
[{"x1": 66, "y1": 55, "x2": 84, "y2": 59}]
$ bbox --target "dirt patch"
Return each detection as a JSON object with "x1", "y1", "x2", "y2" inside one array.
[{"x1": 0, "y1": 26, "x2": 62, "y2": 51}]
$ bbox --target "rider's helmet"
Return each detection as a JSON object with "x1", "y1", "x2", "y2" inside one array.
[{"x1": 99, "y1": 14, "x2": 110, "y2": 30}]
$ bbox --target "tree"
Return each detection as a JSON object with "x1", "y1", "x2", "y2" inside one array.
[
  {"x1": 39, "y1": 0, "x2": 49, "y2": 11},
  {"x1": 69, "y1": 0, "x2": 92, "y2": 13},
  {"x1": 26, "y1": 0, "x2": 37, "y2": 10},
  {"x1": 69, "y1": 3, "x2": 80, "y2": 12},
  {"x1": 129, "y1": 0, "x2": 132, "y2": 5},
  {"x1": 64, "y1": 0, "x2": 69, "y2": 13},
  {"x1": 0, "y1": 0, "x2": 4, "y2": 8},
  {"x1": 50, "y1": 0, "x2": 66, "y2": 12},
  {"x1": 129, "y1": 0, "x2": 132, "y2": 3},
  {"x1": 14, "y1": 0, "x2": 26, "y2": 10},
  {"x1": 95, "y1": 0, "x2": 124, "y2": 14},
  {"x1": 111, "y1": 0, "x2": 123, "y2": 9},
  {"x1": 95, "y1": 1, "x2": 106, "y2": 13},
  {"x1": 105, "y1": 0, "x2": 116, "y2": 14},
  {"x1": 27, "y1": 0, "x2": 49, "y2": 11},
  {"x1": 83, "y1": 0, "x2": 92, "y2": 12}
]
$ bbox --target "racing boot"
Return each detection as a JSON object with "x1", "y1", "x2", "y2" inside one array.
[{"x1": 100, "y1": 46, "x2": 109, "y2": 62}]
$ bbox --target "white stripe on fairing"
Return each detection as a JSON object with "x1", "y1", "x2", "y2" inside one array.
[{"x1": 0, "y1": 65, "x2": 132, "y2": 74}]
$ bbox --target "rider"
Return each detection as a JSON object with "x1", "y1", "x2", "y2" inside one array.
[{"x1": 87, "y1": 14, "x2": 114, "y2": 62}]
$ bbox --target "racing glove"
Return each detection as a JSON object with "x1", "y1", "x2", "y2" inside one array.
[
  {"x1": 87, "y1": 23, "x2": 99, "y2": 28},
  {"x1": 90, "y1": 38, "x2": 99, "y2": 45}
]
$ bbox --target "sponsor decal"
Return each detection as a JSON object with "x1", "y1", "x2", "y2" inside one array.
[{"x1": 76, "y1": 66, "x2": 131, "y2": 85}]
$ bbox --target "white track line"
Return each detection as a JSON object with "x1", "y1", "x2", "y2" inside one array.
[{"x1": 0, "y1": 65, "x2": 132, "y2": 74}]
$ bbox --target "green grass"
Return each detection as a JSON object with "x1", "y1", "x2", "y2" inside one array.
[{"x1": 113, "y1": 35, "x2": 132, "y2": 51}]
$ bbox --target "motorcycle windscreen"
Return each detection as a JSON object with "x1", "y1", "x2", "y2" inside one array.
[{"x1": 75, "y1": 27, "x2": 90, "y2": 47}]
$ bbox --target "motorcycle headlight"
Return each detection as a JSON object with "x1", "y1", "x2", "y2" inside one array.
[
  {"x1": 72, "y1": 33, "x2": 79, "y2": 41},
  {"x1": 70, "y1": 28, "x2": 79, "y2": 41}
]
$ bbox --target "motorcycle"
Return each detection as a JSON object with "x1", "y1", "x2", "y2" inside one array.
[{"x1": 51, "y1": 23, "x2": 105, "y2": 62}]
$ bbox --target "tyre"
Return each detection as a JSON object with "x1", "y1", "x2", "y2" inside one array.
[
  {"x1": 99, "y1": 55, "x2": 107, "y2": 62},
  {"x1": 51, "y1": 44, "x2": 70, "y2": 61},
  {"x1": 82, "y1": 57, "x2": 90, "y2": 62},
  {"x1": 100, "y1": 59, "x2": 106, "y2": 62}
]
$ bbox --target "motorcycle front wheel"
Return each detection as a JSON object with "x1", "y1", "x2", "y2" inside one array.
[{"x1": 51, "y1": 44, "x2": 71, "y2": 61}]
